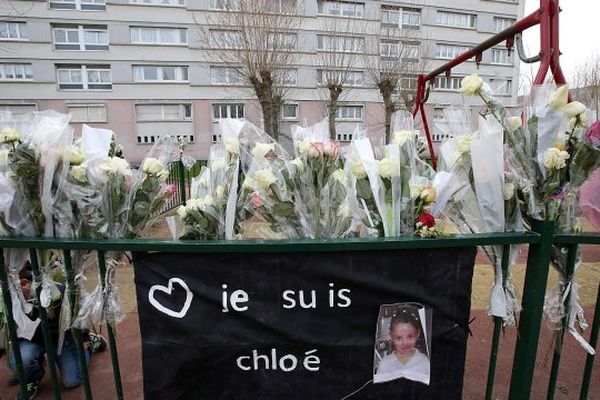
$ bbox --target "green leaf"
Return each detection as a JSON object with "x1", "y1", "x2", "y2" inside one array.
[
  {"x1": 273, "y1": 201, "x2": 295, "y2": 217},
  {"x1": 356, "y1": 179, "x2": 372, "y2": 200},
  {"x1": 134, "y1": 201, "x2": 149, "y2": 216}
]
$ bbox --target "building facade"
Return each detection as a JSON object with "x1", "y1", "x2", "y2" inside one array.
[{"x1": 0, "y1": 0, "x2": 524, "y2": 163}]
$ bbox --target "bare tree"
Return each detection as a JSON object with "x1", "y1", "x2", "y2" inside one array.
[
  {"x1": 364, "y1": 4, "x2": 429, "y2": 143},
  {"x1": 571, "y1": 52, "x2": 600, "y2": 120},
  {"x1": 202, "y1": 0, "x2": 301, "y2": 140},
  {"x1": 316, "y1": 17, "x2": 365, "y2": 140}
]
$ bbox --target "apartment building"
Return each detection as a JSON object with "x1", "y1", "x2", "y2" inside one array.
[{"x1": 0, "y1": 0, "x2": 524, "y2": 162}]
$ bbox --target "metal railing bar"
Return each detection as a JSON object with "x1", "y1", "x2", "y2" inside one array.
[
  {"x1": 97, "y1": 251, "x2": 124, "y2": 400},
  {"x1": 28, "y1": 249, "x2": 61, "y2": 400},
  {"x1": 0, "y1": 232, "x2": 541, "y2": 253},
  {"x1": 62, "y1": 250, "x2": 93, "y2": 400},
  {"x1": 0, "y1": 249, "x2": 29, "y2": 398},
  {"x1": 546, "y1": 243, "x2": 578, "y2": 400},
  {"x1": 579, "y1": 280, "x2": 600, "y2": 400},
  {"x1": 485, "y1": 244, "x2": 512, "y2": 400},
  {"x1": 553, "y1": 233, "x2": 600, "y2": 245}
]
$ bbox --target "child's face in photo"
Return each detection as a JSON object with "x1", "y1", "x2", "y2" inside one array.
[{"x1": 390, "y1": 322, "x2": 420, "y2": 357}]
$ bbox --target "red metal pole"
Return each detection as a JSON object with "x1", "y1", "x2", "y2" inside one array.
[
  {"x1": 534, "y1": 0, "x2": 552, "y2": 84},
  {"x1": 549, "y1": 0, "x2": 567, "y2": 85}
]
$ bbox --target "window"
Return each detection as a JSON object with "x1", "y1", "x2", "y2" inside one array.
[
  {"x1": 336, "y1": 105, "x2": 362, "y2": 121},
  {"x1": 265, "y1": 0, "x2": 297, "y2": 13},
  {"x1": 494, "y1": 17, "x2": 515, "y2": 33},
  {"x1": 436, "y1": 11, "x2": 476, "y2": 28},
  {"x1": 317, "y1": 35, "x2": 364, "y2": 53},
  {"x1": 398, "y1": 74, "x2": 417, "y2": 92},
  {"x1": 336, "y1": 132, "x2": 353, "y2": 141},
  {"x1": 0, "y1": 22, "x2": 27, "y2": 40},
  {"x1": 436, "y1": 43, "x2": 469, "y2": 59},
  {"x1": 130, "y1": 26, "x2": 187, "y2": 45},
  {"x1": 210, "y1": 67, "x2": 242, "y2": 85},
  {"x1": 49, "y1": 0, "x2": 106, "y2": 11},
  {"x1": 210, "y1": 30, "x2": 241, "y2": 49},
  {"x1": 209, "y1": 0, "x2": 238, "y2": 10},
  {"x1": 281, "y1": 103, "x2": 298, "y2": 120},
  {"x1": 381, "y1": 41, "x2": 419, "y2": 60},
  {"x1": 432, "y1": 108, "x2": 451, "y2": 142},
  {"x1": 52, "y1": 24, "x2": 108, "y2": 51},
  {"x1": 491, "y1": 48, "x2": 511, "y2": 65},
  {"x1": 133, "y1": 65, "x2": 189, "y2": 82},
  {"x1": 212, "y1": 103, "x2": 245, "y2": 141},
  {"x1": 318, "y1": 1, "x2": 364, "y2": 18},
  {"x1": 433, "y1": 76, "x2": 463, "y2": 91},
  {"x1": 488, "y1": 78, "x2": 512, "y2": 95},
  {"x1": 318, "y1": 70, "x2": 363, "y2": 86},
  {"x1": 129, "y1": 0, "x2": 185, "y2": 6},
  {"x1": 275, "y1": 68, "x2": 298, "y2": 86},
  {"x1": 0, "y1": 103, "x2": 38, "y2": 114},
  {"x1": 67, "y1": 103, "x2": 107, "y2": 123},
  {"x1": 267, "y1": 32, "x2": 297, "y2": 51},
  {"x1": 380, "y1": 5, "x2": 421, "y2": 29},
  {"x1": 136, "y1": 103, "x2": 192, "y2": 122},
  {"x1": 0, "y1": 63, "x2": 33, "y2": 81},
  {"x1": 56, "y1": 64, "x2": 112, "y2": 90}
]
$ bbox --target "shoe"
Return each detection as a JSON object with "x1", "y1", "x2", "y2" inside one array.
[
  {"x1": 15, "y1": 381, "x2": 39, "y2": 400},
  {"x1": 88, "y1": 332, "x2": 107, "y2": 353}
]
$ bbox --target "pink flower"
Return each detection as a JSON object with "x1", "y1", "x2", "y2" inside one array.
[
  {"x1": 587, "y1": 120, "x2": 600, "y2": 147},
  {"x1": 308, "y1": 142, "x2": 323, "y2": 158},
  {"x1": 418, "y1": 212, "x2": 436, "y2": 228},
  {"x1": 250, "y1": 191, "x2": 263, "y2": 208},
  {"x1": 323, "y1": 141, "x2": 339, "y2": 159},
  {"x1": 165, "y1": 184, "x2": 177, "y2": 196}
]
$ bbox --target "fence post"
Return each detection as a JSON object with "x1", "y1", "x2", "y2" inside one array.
[
  {"x1": 508, "y1": 220, "x2": 554, "y2": 399},
  {"x1": 177, "y1": 160, "x2": 186, "y2": 206}
]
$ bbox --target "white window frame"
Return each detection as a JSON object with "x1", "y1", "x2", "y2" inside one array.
[
  {"x1": 130, "y1": 26, "x2": 188, "y2": 46},
  {"x1": 210, "y1": 66, "x2": 242, "y2": 85},
  {"x1": 0, "y1": 103, "x2": 38, "y2": 114},
  {"x1": 135, "y1": 103, "x2": 192, "y2": 122},
  {"x1": 317, "y1": 34, "x2": 364, "y2": 53},
  {"x1": 56, "y1": 64, "x2": 112, "y2": 90},
  {"x1": 433, "y1": 76, "x2": 463, "y2": 91},
  {"x1": 281, "y1": 103, "x2": 298, "y2": 121},
  {"x1": 48, "y1": 0, "x2": 106, "y2": 11},
  {"x1": 436, "y1": 43, "x2": 470, "y2": 60},
  {"x1": 491, "y1": 48, "x2": 511, "y2": 65},
  {"x1": 212, "y1": 103, "x2": 245, "y2": 141},
  {"x1": 380, "y1": 39, "x2": 400, "y2": 58},
  {"x1": 318, "y1": 69, "x2": 363, "y2": 86},
  {"x1": 275, "y1": 68, "x2": 298, "y2": 86},
  {"x1": 318, "y1": 1, "x2": 364, "y2": 18},
  {"x1": 133, "y1": 65, "x2": 189, "y2": 82},
  {"x1": 67, "y1": 103, "x2": 107, "y2": 123},
  {"x1": 129, "y1": 0, "x2": 185, "y2": 7},
  {"x1": 335, "y1": 105, "x2": 363, "y2": 121},
  {"x1": 52, "y1": 24, "x2": 109, "y2": 51},
  {"x1": 494, "y1": 17, "x2": 515, "y2": 33},
  {"x1": 209, "y1": 30, "x2": 242, "y2": 49},
  {"x1": 436, "y1": 10, "x2": 476, "y2": 29},
  {"x1": 488, "y1": 78, "x2": 512, "y2": 95},
  {"x1": 209, "y1": 0, "x2": 238, "y2": 10},
  {"x1": 0, "y1": 63, "x2": 33, "y2": 81},
  {"x1": 267, "y1": 32, "x2": 297, "y2": 51},
  {"x1": 0, "y1": 21, "x2": 28, "y2": 40}
]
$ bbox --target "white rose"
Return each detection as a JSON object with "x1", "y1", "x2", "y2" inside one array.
[
  {"x1": 507, "y1": 116, "x2": 522, "y2": 132},
  {"x1": 337, "y1": 201, "x2": 352, "y2": 218},
  {"x1": 0, "y1": 149, "x2": 9, "y2": 168},
  {"x1": 548, "y1": 85, "x2": 569, "y2": 109},
  {"x1": 460, "y1": 74, "x2": 484, "y2": 96},
  {"x1": 63, "y1": 146, "x2": 84, "y2": 166},
  {"x1": 70, "y1": 165, "x2": 88, "y2": 183},
  {"x1": 290, "y1": 157, "x2": 304, "y2": 172},
  {"x1": 331, "y1": 169, "x2": 347, "y2": 186},
  {"x1": 99, "y1": 157, "x2": 131, "y2": 177},
  {"x1": 0, "y1": 127, "x2": 21, "y2": 144},
  {"x1": 211, "y1": 158, "x2": 228, "y2": 171},
  {"x1": 351, "y1": 162, "x2": 367, "y2": 179},
  {"x1": 215, "y1": 185, "x2": 225, "y2": 200},
  {"x1": 156, "y1": 169, "x2": 170, "y2": 182},
  {"x1": 379, "y1": 157, "x2": 400, "y2": 179},
  {"x1": 503, "y1": 182, "x2": 515, "y2": 200},
  {"x1": 563, "y1": 101, "x2": 587, "y2": 118},
  {"x1": 457, "y1": 135, "x2": 473, "y2": 154},
  {"x1": 254, "y1": 168, "x2": 276, "y2": 190},
  {"x1": 203, "y1": 195, "x2": 214, "y2": 207},
  {"x1": 297, "y1": 139, "x2": 310, "y2": 156},
  {"x1": 252, "y1": 143, "x2": 275, "y2": 159},
  {"x1": 543, "y1": 147, "x2": 570, "y2": 170},
  {"x1": 142, "y1": 157, "x2": 167, "y2": 175},
  {"x1": 391, "y1": 130, "x2": 414, "y2": 145},
  {"x1": 177, "y1": 205, "x2": 187, "y2": 219},
  {"x1": 224, "y1": 137, "x2": 239, "y2": 155}
]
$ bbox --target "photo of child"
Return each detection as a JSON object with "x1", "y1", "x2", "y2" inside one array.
[{"x1": 373, "y1": 303, "x2": 431, "y2": 385}]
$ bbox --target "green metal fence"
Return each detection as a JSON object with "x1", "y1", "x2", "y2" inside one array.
[{"x1": 0, "y1": 226, "x2": 598, "y2": 399}]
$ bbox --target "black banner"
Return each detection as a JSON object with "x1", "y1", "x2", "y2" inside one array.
[{"x1": 133, "y1": 247, "x2": 476, "y2": 400}]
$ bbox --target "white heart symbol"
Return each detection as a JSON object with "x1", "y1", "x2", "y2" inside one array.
[{"x1": 148, "y1": 277, "x2": 193, "y2": 319}]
